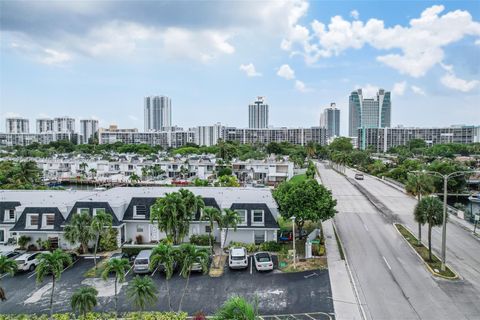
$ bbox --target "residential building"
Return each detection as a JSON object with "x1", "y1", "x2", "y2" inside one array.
[
  {"x1": 248, "y1": 97, "x2": 269, "y2": 129},
  {"x1": 232, "y1": 159, "x2": 294, "y2": 186},
  {"x1": 5, "y1": 117, "x2": 29, "y2": 134},
  {"x1": 36, "y1": 118, "x2": 54, "y2": 133},
  {"x1": 194, "y1": 123, "x2": 224, "y2": 146},
  {"x1": 224, "y1": 127, "x2": 327, "y2": 146},
  {"x1": 0, "y1": 132, "x2": 80, "y2": 147},
  {"x1": 98, "y1": 124, "x2": 138, "y2": 133},
  {"x1": 54, "y1": 117, "x2": 75, "y2": 133},
  {"x1": 144, "y1": 95, "x2": 172, "y2": 131},
  {"x1": 80, "y1": 119, "x2": 99, "y2": 144},
  {"x1": 358, "y1": 126, "x2": 480, "y2": 152},
  {"x1": 349, "y1": 89, "x2": 391, "y2": 137},
  {"x1": 98, "y1": 128, "x2": 195, "y2": 148},
  {"x1": 320, "y1": 103, "x2": 340, "y2": 138}
]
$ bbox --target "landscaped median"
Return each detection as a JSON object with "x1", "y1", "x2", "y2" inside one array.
[{"x1": 394, "y1": 223, "x2": 458, "y2": 279}]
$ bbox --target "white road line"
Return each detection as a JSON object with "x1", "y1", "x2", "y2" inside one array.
[
  {"x1": 62, "y1": 258, "x2": 80, "y2": 273},
  {"x1": 28, "y1": 270, "x2": 37, "y2": 279},
  {"x1": 363, "y1": 223, "x2": 369, "y2": 232},
  {"x1": 382, "y1": 256, "x2": 392, "y2": 270},
  {"x1": 0, "y1": 273, "x2": 9, "y2": 279},
  {"x1": 151, "y1": 266, "x2": 159, "y2": 277},
  {"x1": 305, "y1": 314, "x2": 316, "y2": 320},
  {"x1": 125, "y1": 266, "x2": 133, "y2": 277}
]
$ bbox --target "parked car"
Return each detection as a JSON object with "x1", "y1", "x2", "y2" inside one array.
[
  {"x1": 191, "y1": 255, "x2": 211, "y2": 272},
  {"x1": 108, "y1": 252, "x2": 129, "y2": 262},
  {"x1": 355, "y1": 173, "x2": 364, "y2": 180},
  {"x1": 15, "y1": 252, "x2": 47, "y2": 272},
  {"x1": 133, "y1": 250, "x2": 152, "y2": 274},
  {"x1": 0, "y1": 251, "x2": 21, "y2": 260},
  {"x1": 229, "y1": 247, "x2": 248, "y2": 269},
  {"x1": 253, "y1": 252, "x2": 274, "y2": 271}
]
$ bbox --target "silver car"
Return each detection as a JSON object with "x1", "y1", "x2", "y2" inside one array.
[
  {"x1": 229, "y1": 247, "x2": 248, "y2": 269},
  {"x1": 253, "y1": 252, "x2": 274, "y2": 271},
  {"x1": 133, "y1": 250, "x2": 152, "y2": 274}
]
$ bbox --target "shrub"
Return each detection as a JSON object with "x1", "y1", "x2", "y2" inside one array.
[
  {"x1": 136, "y1": 234, "x2": 143, "y2": 244},
  {"x1": 27, "y1": 244, "x2": 37, "y2": 251},
  {"x1": 260, "y1": 241, "x2": 282, "y2": 252},
  {"x1": 189, "y1": 234, "x2": 213, "y2": 246},
  {"x1": 228, "y1": 241, "x2": 283, "y2": 253},
  {"x1": 99, "y1": 228, "x2": 118, "y2": 251}
]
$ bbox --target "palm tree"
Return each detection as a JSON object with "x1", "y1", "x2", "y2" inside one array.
[
  {"x1": 150, "y1": 192, "x2": 188, "y2": 244},
  {"x1": 414, "y1": 197, "x2": 444, "y2": 261},
  {"x1": 36, "y1": 249, "x2": 73, "y2": 318},
  {"x1": 14, "y1": 161, "x2": 41, "y2": 185},
  {"x1": 149, "y1": 243, "x2": 176, "y2": 311},
  {"x1": 64, "y1": 212, "x2": 94, "y2": 254},
  {"x1": 129, "y1": 173, "x2": 140, "y2": 186},
  {"x1": 101, "y1": 258, "x2": 130, "y2": 318},
  {"x1": 215, "y1": 209, "x2": 240, "y2": 267},
  {"x1": 71, "y1": 286, "x2": 98, "y2": 319},
  {"x1": 141, "y1": 166, "x2": 150, "y2": 180},
  {"x1": 79, "y1": 162, "x2": 88, "y2": 177},
  {"x1": 89, "y1": 168, "x2": 97, "y2": 180},
  {"x1": 202, "y1": 207, "x2": 221, "y2": 254},
  {"x1": 179, "y1": 188, "x2": 205, "y2": 218},
  {"x1": 177, "y1": 244, "x2": 209, "y2": 312},
  {"x1": 0, "y1": 255, "x2": 17, "y2": 301},
  {"x1": 91, "y1": 211, "x2": 113, "y2": 270},
  {"x1": 406, "y1": 173, "x2": 435, "y2": 245},
  {"x1": 306, "y1": 141, "x2": 317, "y2": 159},
  {"x1": 214, "y1": 296, "x2": 258, "y2": 320},
  {"x1": 127, "y1": 276, "x2": 157, "y2": 311}
]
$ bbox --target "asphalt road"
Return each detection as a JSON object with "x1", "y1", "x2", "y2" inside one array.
[
  {"x1": 317, "y1": 163, "x2": 472, "y2": 320},
  {"x1": 343, "y1": 166, "x2": 480, "y2": 319},
  {"x1": 0, "y1": 256, "x2": 334, "y2": 316}
]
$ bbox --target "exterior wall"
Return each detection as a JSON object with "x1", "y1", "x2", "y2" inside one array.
[
  {"x1": 15, "y1": 232, "x2": 74, "y2": 250},
  {"x1": 223, "y1": 229, "x2": 276, "y2": 245}
]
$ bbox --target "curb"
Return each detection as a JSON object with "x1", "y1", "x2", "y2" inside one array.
[{"x1": 393, "y1": 223, "x2": 459, "y2": 280}]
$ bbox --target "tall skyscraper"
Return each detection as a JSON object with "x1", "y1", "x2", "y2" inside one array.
[
  {"x1": 320, "y1": 103, "x2": 340, "y2": 138},
  {"x1": 80, "y1": 119, "x2": 99, "y2": 144},
  {"x1": 144, "y1": 95, "x2": 172, "y2": 131},
  {"x1": 248, "y1": 96, "x2": 269, "y2": 129},
  {"x1": 348, "y1": 88, "x2": 391, "y2": 137},
  {"x1": 5, "y1": 117, "x2": 29, "y2": 133},
  {"x1": 36, "y1": 118, "x2": 54, "y2": 133},
  {"x1": 54, "y1": 117, "x2": 75, "y2": 133}
]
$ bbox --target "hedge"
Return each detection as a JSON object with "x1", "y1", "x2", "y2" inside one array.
[
  {"x1": 189, "y1": 234, "x2": 214, "y2": 246},
  {"x1": 228, "y1": 241, "x2": 284, "y2": 253},
  {"x1": 0, "y1": 312, "x2": 187, "y2": 320}
]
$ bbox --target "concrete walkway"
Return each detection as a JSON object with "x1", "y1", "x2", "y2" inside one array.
[{"x1": 324, "y1": 218, "x2": 364, "y2": 320}]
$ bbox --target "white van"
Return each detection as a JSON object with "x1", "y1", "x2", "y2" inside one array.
[
  {"x1": 133, "y1": 250, "x2": 152, "y2": 274},
  {"x1": 228, "y1": 247, "x2": 248, "y2": 269}
]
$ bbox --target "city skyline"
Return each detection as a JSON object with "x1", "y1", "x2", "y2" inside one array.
[{"x1": 1, "y1": 1, "x2": 479, "y2": 136}]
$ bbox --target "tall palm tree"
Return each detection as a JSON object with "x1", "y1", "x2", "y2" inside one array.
[
  {"x1": 149, "y1": 243, "x2": 176, "y2": 311},
  {"x1": 101, "y1": 258, "x2": 130, "y2": 318},
  {"x1": 64, "y1": 212, "x2": 94, "y2": 254},
  {"x1": 305, "y1": 141, "x2": 317, "y2": 159},
  {"x1": 36, "y1": 249, "x2": 73, "y2": 319},
  {"x1": 406, "y1": 173, "x2": 435, "y2": 245},
  {"x1": 127, "y1": 276, "x2": 157, "y2": 311},
  {"x1": 215, "y1": 209, "x2": 240, "y2": 267},
  {"x1": 202, "y1": 207, "x2": 221, "y2": 254},
  {"x1": 214, "y1": 296, "x2": 258, "y2": 320},
  {"x1": 14, "y1": 161, "x2": 41, "y2": 185},
  {"x1": 89, "y1": 168, "x2": 97, "y2": 180},
  {"x1": 129, "y1": 173, "x2": 141, "y2": 186},
  {"x1": 141, "y1": 166, "x2": 150, "y2": 180},
  {"x1": 414, "y1": 197, "x2": 444, "y2": 261},
  {"x1": 91, "y1": 211, "x2": 113, "y2": 270},
  {"x1": 179, "y1": 188, "x2": 205, "y2": 219},
  {"x1": 150, "y1": 192, "x2": 188, "y2": 244},
  {"x1": 0, "y1": 255, "x2": 17, "y2": 301},
  {"x1": 71, "y1": 286, "x2": 98, "y2": 319},
  {"x1": 177, "y1": 244, "x2": 209, "y2": 312}
]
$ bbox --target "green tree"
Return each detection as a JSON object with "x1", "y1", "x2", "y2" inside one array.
[
  {"x1": 218, "y1": 209, "x2": 240, "y2": 253},
  {"x1": 151, "y1": 192, "x2": 189, "y2": 244},
  {"x1": 17, "y1": 235, "x2": 31, "y2": 250},
  {"x1": 202, "y1": 207, "x2": 221, "y2": 254},
  {"x1": 0, "y1": 255, "x2": 17, "y2": 301},
  {"x1": 179, "y1": 188, "x2": 205, "y2": 219},
  {"x1": 214, "y1": 296, "x2": 258, "y2": 320},
  {"x1": 177, "y1": 244, "x2": 209, "y2": 312},
  {"x1": 36, "y1": 249, "x2": 73, "y2": 318},
  {"x1": 305, "y1": 141, "x2": 317, "y2": 158},
  {"x1": 428, "y1": 159, "x2": 469, "y2": 194},
  {"x1": 71, "y1": 286, "x2": 98, "y2": 319},
  {"x1": 150, "y1": 243, "x2": 176, "y2": 311},
  {"x1": 305, "y1": 161, "x2": 316, "y2": 179},
  {"x1": 216, "y1": 175, "x2": 240, "y2": 187},
  {"x1": 89, "y1": 168, "x2": 97, "y2": 179},
  {"x1": 64, "y1": 212, "x2": 94, "y2": 254},
  {"x1": 328, "y1": 137, "x2": 353, "y2": 153},
  {"x1": 101, "y1": 258, "x2": 130, "y2": 318},
  {"x1": 414, "y1": 197, "x2": 444, "y2": 261},
  {"x1": 405, "y1": 174, "x2": 435, "y2": 245},
  {"x1": 91, "y1": 211, "x2": 113, "y2": 270},
  {"x1": 129, "y1": 173, "x2": 141, "y2": 186},
  {"x1": 127, "y1": 276, "x2": 157, "y2": 311}
]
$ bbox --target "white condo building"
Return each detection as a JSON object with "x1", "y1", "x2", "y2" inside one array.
[
  {"x1": 80, "y1": 119, "x2": 99, "y2": 144},
  {"x1": 144, "y1": 95, "x2": 172, "y2": 131},
  {"x1": 36, "y1": 118, "x2": 54, "y2": 133},
  {"x1": 54, "y1": 117, "x2": 75, "y2": 133},
  {"x1": 248, "y1": 97, "x2": 269, "y2": 129},
  {"x1": 194, "y1": 123, "x2": 224, "y2": 146},
  {"x1": 5, "y1": 117, "x2": 29, "y2": 134}
]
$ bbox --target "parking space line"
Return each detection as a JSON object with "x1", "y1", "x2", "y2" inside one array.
[
  {"x1": 0, "y1": 273, "x2": 9, "y2": 279},
  {"x1": 62, "y1": 258, "x2": 80, "y2": 273},
  {"x1": 28, "y1": 271, "x2": 36, "y2": 279},
  {"x1": 304, "y1": 314, "x2": 316, "y2": 320},
  {"x1": 125, "y1": 266, "x2": 133, "y2": 276},
  {"x1": 250, "y1": 256, "x2": 253, "y2": 275},
  {"x1": 151, "y1": 266, "x2": 159, "y2": 277}
]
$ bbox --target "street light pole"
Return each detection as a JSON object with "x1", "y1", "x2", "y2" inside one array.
[{"x1": 292, "y1": 216, "x2": 296, "y2": 270}]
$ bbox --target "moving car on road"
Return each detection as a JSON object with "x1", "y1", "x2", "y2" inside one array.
[
  {"x1": 229, "y1": 247, "x2": 248, "y2": 269},
  {"x1": 133, "y1": 250, "x2": 152, "y2": 274},
  {"x1": 253, "y1": 252, "x2": 274, "y2": 271},
  {"x1": 15, "y1": 252, "x2": 47, "y2": 271},
  {"x1": 355, "y1": 173, "x2": 364, "y2": 180}
]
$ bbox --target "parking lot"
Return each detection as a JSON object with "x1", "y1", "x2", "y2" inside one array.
[{"x1": 1, "y1": 256, "x2": 334, "y2": 316}]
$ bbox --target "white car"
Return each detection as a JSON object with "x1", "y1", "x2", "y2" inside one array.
[
  {"x1": 229, "y1": 247, "x2": 248, "y2": 269},
  {"x1": 253, "y1": 252, "x2": 274, "y2": 271},
  {"x1": 15, "y1": 252, "x2": 47, "y2": 272}
]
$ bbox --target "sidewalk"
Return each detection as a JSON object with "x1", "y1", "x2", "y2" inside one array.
[{"x1": 324, "y1": 218, "x2": 364, "y2": 320}]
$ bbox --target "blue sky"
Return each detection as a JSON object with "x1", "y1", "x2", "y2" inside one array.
[{"x1": 1, "y1": 1, "x2": 479, "y2": 136}]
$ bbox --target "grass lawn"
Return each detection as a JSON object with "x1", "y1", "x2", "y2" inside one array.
[
  {"x1": 395, "y1": 224, "x2": 456, "y2": 278},
  {"x1": 278, "y1": 254, "x2": 327, "y2": 272},
  {"x1": 289, "y1": 174, "x2": 307, "y2": 184}
]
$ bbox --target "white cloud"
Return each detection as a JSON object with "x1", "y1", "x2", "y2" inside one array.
[
  {"x1": 441, "y1": 72, "x2": 479, "y2": 92},
  {"x1": 354, "y1": 84, "x2": 379, "y2": 98},
  {"x1": 392, "y1": 81, "x2": 407, "y2": 96},
  {"x1": 411, "y1": 85, "x2": 426, "y2": 95},
  {"x1": 40, "y1": 48, "x2": 71, "y2": 65},
  {"x1": 239, "y1": 63, "x2": 262, "y2": 77},
  {"x1": 476, "y1": 39, "x2": 480, "y2": 45},
  {"x1": 277, "y1": 64, "x2": 296, "y2": 80},
  {"x1": 294, "y1": 80, "x2": 310, "y2": 92},
  {"x1": 350, "y1": 10, "x2": 359, "y2": 20}
]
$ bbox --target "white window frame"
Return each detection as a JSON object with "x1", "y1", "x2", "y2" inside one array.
[
  {"x1": 136, "y1": 224, "x2": 144, "y2": 232},
  {"x1": 26, "y1": 214, "x2": 39, "y2": 229},
  {"x1": 77, "y1": 208, "x2": 89, "y2": 215},
  {"x1": 93, "y1": 208, "x2": 106, "y2": 217},
  {"x1": 235, "y1": 209, "x2": 248, "y2": 226},
  {"x1": 4, "y1": 209, "x2": 15, "y2": 222},
  {"x1": 133, "y1": 205, "x2": 146, "y2": 218},
  {"x1": 251, "y1": 209, "x2": 264, "y2": 225},
  {"x1": 42, "y1": 213, "x2": 55, "y2": 229}
]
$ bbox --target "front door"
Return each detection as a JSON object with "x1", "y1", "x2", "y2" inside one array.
[
  {"x1": 150, "y1": 224, "x2": 159, "y2": 242},
  {"x1": 0, "y1": 229, "x2": 4, "y2": 243}
]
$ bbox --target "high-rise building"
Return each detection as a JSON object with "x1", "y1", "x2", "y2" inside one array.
[
  {"x1": 348, "y1": 89, "x2": 391, "y2": 137},
  {"x1": 320, "y1": 103, "x2": 340, "y2": 138},
  {"x1": 248, "y1": 97, "x2": 269, "y2": 129},
  {"x1": 36, "y1": 118, "x2": 54, "y2": 133},
  {"x1": 144, "y1": 96, "x2": 172, "y2": 131},
  {"x1": 194, "y1": 123, "x2": 224, "y2": 147},
  {"x1": 5, "y1": 117, "x2": 29, "y2": 134},
  {"x1": 53, "y1": 117, "x2": 75, "y2": 133},
  {"x1": 80, "y1": 119, "x2": 99, "y2": 144}
]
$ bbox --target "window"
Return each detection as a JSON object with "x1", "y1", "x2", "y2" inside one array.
[
  {"x1": 27, "y1": 214, "x2": 39, "y2": 229},
  {"x1": 134, "y1": 205, "x2": 146, "y2": 218},
  {"x1": 205, "y1": 225, "x2": 211, "y2": 233},
  {"x1": 4, "y1": 209, "x2": 15, "y2": 222},
  {"x1": 235, "y1": 209, "x2": 247, "y2": 225},
  {"x1": 252, "y1": 210, "x2": 264, "y2": 225},
  {"x1": 42, "y1": 214, "x2": 55, "y2": 229},
  {"x1": 77, "y1": 208, "x2": 89, "y2": 215},
  {"x1": 136, "y1": 225, "x2": 144, "y2": 232},
  {"x1": 93, "y1": 208, "x2": 106, "y2": 216},
  {"x1": 254, "y1": 230, "x2": 265, "y2": 244}
]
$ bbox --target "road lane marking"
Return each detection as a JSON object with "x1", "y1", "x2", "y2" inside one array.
[
  {"x1": 363, "y1": 223, "x2": 369, "y2": 232},
  {"x1": 383, "y1": 256, "x2": 392, "y2": 270}
]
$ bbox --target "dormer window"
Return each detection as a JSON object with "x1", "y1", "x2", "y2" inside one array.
[
  {"x1": 235, "y1": 209, "x2": 247, "y2": 226},
  {"x1": 4, "y1": 209, "x2": 15, "y2": 222},
  {"x1": 93, "y1": 208, "x2": 106, "y2": 216},
  {"x1": 251, "y1": 209, "x2": 264, "y2": 225},
  {"x1": 77, "y1": 208, "x2": 89, "y2": 215},
  {"x1": 134, "y1": 205, "x2": 146, "y2": 218},
  {"x1": 26, "y1": 214, "x2": 39, "y2": 229},
  {"x1": 42, "y1": 214, "x2": 55, "y2": 229}
]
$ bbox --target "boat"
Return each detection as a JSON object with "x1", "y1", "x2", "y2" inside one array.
[{"x1": 468, "y1": 193, "x2": 480, "y2": 203}]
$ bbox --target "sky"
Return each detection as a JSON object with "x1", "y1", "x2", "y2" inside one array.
[{"x1": 0, "y1": 0, "x2": 479, "y2": 136}]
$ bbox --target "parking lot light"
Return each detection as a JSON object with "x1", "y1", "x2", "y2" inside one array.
[{"x1": 291, "y1": 216, "x2": 296, "y2": 270}]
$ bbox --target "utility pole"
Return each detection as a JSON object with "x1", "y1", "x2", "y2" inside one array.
[{"x1": 292, "y1": 216, "x2": 296, "y2": 270}]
